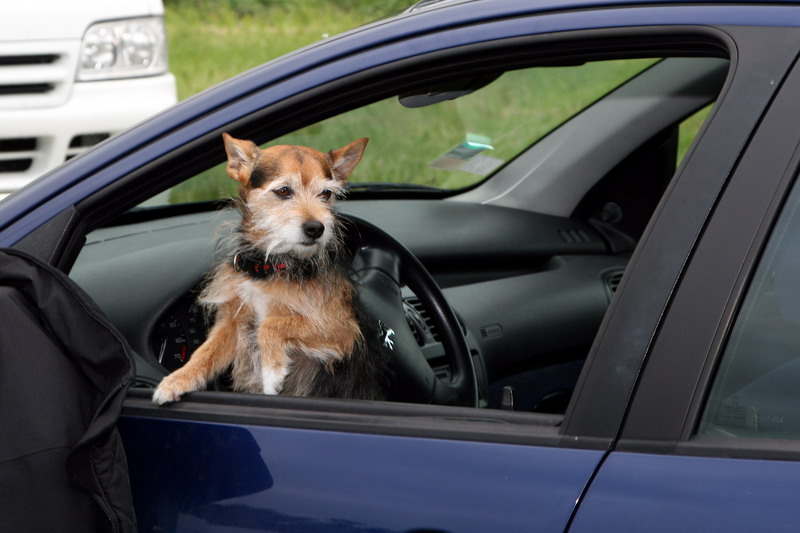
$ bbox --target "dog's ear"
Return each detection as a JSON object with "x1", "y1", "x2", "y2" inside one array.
[
  {"x1": 329, "y1": 137, "x2": 368, "y2": 182},
  {"x1": 222, "y1": 133, "x2": 260, "y2": 184}
]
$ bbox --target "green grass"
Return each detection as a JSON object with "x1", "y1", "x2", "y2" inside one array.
[
  {"x1": 272, "y1": 59, "x2": 658, "y2": 188},
  {"x1": 163, "y1": 2, "x2": 711, "y2": 204},
  {"x1": 164, "y1": 1, "x2": 407, "y2": 202},
  {"x1": 164, "y1": 1, "x2": 404, "y2": 100},
  {"x1": 168, "y1": 57, "x2": 658, "y2": 203},
  {"x1": 679, "y1": 104, "x2": 713, "y2": 164}
]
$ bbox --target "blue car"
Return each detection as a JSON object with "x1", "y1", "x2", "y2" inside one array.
[{"x1": 5, "y1": 0, "x2": 800, "y2": 531}]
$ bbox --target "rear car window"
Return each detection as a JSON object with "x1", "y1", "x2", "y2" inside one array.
[{"x1": 700, "y1": 174, "x2": 800, "y2": 439}]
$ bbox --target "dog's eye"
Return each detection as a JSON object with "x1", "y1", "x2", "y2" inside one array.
[
  {"x1": 273, "y1": 186, "x2": 293, "y2": 199},
  {"x1": 319, "y1": 189, "x2": 333, "y2": 201}
]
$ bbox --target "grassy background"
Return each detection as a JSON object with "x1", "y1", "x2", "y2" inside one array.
[
  {"x1": 163, "y1": 1, "x2": 711, "y2": 203},
  {"x1": 164, "y1": 0, "x2": 408, "y2": 202},
  {"x1": 164, "y1": 0, "x2": 406, "y2": 100}
]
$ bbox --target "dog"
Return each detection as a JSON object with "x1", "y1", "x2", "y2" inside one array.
[{"x1": 152, "y1": 133, "x2": 392, "y2": 405}]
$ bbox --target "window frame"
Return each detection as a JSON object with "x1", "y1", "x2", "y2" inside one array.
[
  {"x1": 615, "y1": 26, "x2": 800, "y2": 459},
  {"x1": 105, "y1": 28, "x2": 737, "y2": 449},
  {"x1": 11, "y1": 22, "x2": 752, "y2": 448}
]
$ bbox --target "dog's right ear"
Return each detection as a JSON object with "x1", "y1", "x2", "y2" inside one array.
[
  {"x1": 222, "y1": 133, "x2": 260, "y2": 184},
  {"x1": 329, "y1": 137, "x2": 369, "y2": 182}
]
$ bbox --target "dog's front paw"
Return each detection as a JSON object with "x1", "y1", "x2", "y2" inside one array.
[
  {"x1": 152, "y1": 384, "x2": 180, "y2": 405},
  {"x1": 152, "y1": 373, "x2": 196, "y2": 405}
]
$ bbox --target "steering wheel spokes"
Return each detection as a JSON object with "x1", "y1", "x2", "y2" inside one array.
[{"x1": 348, "y1": 217, "x2": 478, "y2": 407}]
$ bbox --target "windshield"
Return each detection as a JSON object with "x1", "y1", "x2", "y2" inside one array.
[{"x1": 167, "y1": 58, "x2": 658, "y2": 204}]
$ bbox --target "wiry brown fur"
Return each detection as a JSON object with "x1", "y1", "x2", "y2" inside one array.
[{"x1": 152, "y1": 133, "x2": 391, "y2": 405}]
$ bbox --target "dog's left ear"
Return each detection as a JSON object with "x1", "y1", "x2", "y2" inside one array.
[
  {"x1": 222, "y1": 133, "x2": 260, "y2": 184},
  {"x1": 329, "y1": 137, "x2": 369, "y2": 182}
]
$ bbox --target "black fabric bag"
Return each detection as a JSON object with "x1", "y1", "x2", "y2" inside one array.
[{"x1": 0, "y1": 249, "x2": 136, "y2": 532}]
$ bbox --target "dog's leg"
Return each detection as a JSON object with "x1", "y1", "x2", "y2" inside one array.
[
  {"x1": 152, "y1": 304, "x2": 242, "y2": 405},
  {"x1": 257, "y1": 314, "x2": 355, "y2": 395},
  {"x1": 256, "y1": 316, "x2": 299, "y2": 395}
]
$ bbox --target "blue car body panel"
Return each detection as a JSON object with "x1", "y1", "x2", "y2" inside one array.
[
  {"x1": 570, "y1": 452, "x2": 800, "y2": 532},
  {"x1": 120, "y1": 416, "x2": 603, "y2": 532}
]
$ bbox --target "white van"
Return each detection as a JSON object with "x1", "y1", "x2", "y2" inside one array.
[{"x1": 0, "y1": 0, "x2": 177, "y2": 192}]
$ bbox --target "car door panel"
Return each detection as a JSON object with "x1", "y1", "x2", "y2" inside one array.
[
  {"x1": 121, "y1": 415, "x2": 603, "y2": 533},
  {"x1": 109, "y1": 21, "x2": 800, "y2": 533},
  {"x1": 569, "y1": 452, "x2": 800, "y2": 533}
]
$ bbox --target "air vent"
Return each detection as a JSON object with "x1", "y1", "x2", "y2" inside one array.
[
  {"x1": 0, "y1": 54, "x2": 58, "y2": 66},
  {"x1": 0, "y1": 159, "x2": 32, "y2": 172},
  {"x1": 0, "y1": 138, "x2": 36, "y2": 152},
  {"x1": 66, "y1": 133, "x2": 112, "y2": 161},
  {"x1": 559, "y1": 229, "x2": 591, "y2": 244},
  {"x1": 0, "y1": 137, "x2": 37, "y2": 174},
  {"x1": 603, "y1": 269, "x2": 625, "y2": 299},
  {"x1": 404, "y1": 297, "x2": 441, "y2": 345},
  {"x1": 0, "y1": 83, "x2": 54, "y2": 96},
  {"x1": 0, "y1": 45, "x2": 71, "y2": 110},
  {"x1": 69, "y1": 133, "x2": 110, "y2": 148}
]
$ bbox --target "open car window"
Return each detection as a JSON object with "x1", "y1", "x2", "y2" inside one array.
[
  {"x1": 72, "y1": 49, "x2": 729, "y2": 421},
  {"x1": 164, "y1": 58, "x2": 659, "y2": 204}
]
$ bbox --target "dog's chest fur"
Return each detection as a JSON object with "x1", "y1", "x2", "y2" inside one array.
[
  {"x1": 202, "y1": 264, "x2": 359, "y2": 394},
  {"x1": 236, "y1": 278, "x2": 274, "y2": 323}
]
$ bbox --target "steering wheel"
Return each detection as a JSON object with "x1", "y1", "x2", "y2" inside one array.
[{"x1": 345, "y1": 216, "x2": 478, "y2": 407}]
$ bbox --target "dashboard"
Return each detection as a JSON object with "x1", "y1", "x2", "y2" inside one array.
[{"x1": 70, "y1": 198, "x2": 625, "y2": 410}]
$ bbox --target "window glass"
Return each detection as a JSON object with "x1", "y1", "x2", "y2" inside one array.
[
  {"x1": 678, "y1": 104, "x2": 712, "y2": 163},
  {"x1": 168, "y1": 58, "x2": 657, "y2": 204},
  {"x1": 700, "y1": 177, "x2": 800, "y2": 439}
]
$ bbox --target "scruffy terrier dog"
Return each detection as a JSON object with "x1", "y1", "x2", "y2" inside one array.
[{"x1": 153, "y1": 133, "x2": 391, "y2": 405}]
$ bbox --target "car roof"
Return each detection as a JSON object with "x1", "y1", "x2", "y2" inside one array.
[
  {"x1": 4, "y1": 0, "x2": 800, "y2": 244},
  {"x1": 405, "y1": 0, "x2": 800, "y2": 10}
]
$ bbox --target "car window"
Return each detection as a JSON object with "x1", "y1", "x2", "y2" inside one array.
[
  {"x1": 167, "y1": 58, "x2": 659, "y2": 204},
  {"x1": 700, "y1": 176, "x2": 800, "y2": 439},
  {"x1": 81, "y1": 51, "x2": 727, "y2": 419}
]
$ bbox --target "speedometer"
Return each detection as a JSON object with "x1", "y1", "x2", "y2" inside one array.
[{"x1": 150, "y1": 294, "x2": 207, "y2": 371}]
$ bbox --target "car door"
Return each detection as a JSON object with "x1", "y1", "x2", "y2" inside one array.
[
  {"x1": 569, "y1": 25, "x2": 800, "y2": 533},
  {"x1": 113, "y1": 21, "x2": 800, "y2": 533}
]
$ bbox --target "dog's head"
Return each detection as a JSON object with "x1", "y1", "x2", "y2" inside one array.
[{"x1": 222, "y1": 133, "x2": 368, "y2": 259}]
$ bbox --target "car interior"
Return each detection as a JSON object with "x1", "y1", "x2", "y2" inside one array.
[{"x1": 63, "y1": 40, "x2": 730, "y2": 418}]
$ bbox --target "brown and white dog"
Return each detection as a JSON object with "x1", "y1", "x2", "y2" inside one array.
[{"x1": 152, "y1": 133, "x2": 391, "y2": 405}]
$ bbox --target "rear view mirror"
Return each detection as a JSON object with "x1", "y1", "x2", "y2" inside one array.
[{"x1": 399, "y1": 73, "x2": 502, "y2": 107}]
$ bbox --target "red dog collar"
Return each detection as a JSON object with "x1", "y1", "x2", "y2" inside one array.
[{"x1": 232, "y1": 252, "x2": 287, "y2": 279}]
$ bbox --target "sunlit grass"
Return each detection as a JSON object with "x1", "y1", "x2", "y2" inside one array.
[
  {"x1": 164, "y1": 1, "x2": 405, "y2": 202},
  {"x1": 679, "y1": 104, "x2": 713, "y2": 163},
  {"x1": 168, "y1": 58, "x2": 657, "y2": 203},
  {"x1": 164, "y1": 0, "x2": 404, "y2": 100},
  {"x1": 163, "y1": 2, "x2": 709, "y2": 204}
]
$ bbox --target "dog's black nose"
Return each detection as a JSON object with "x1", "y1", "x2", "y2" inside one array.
[{"x1": 303, "y1": 220, "x2": 325, "y2": 240}]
